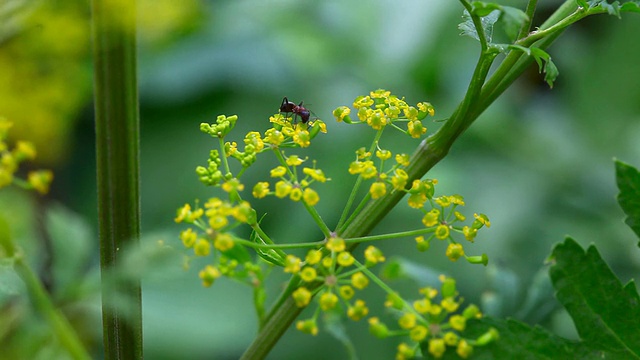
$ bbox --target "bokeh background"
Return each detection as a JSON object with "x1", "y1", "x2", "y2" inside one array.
[{"x1": 1, "y1": 0, "x2": 639, "y2": 359}]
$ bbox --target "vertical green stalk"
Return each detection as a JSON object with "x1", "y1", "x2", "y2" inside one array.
[{"x1": 91, "y1": 1, "x2": 142, "y2": 359}]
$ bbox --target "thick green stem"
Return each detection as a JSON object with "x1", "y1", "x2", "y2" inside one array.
[{"x1": 91, "y1": 1, "x2": 142, "y2": 359}]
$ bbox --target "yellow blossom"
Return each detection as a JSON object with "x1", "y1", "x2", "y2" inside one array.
[
  {"x1": 347, "y1": 299, "x2": 369, "y2": 321},
  {"x1": 398, "y1": 313, "x2": 416, "y2": 329},
  {"x1": 270, "y1": 166, "x2": 287, "y2": 178},
  {"x1": 410, "y1": 325, "x2": 428, "y2": 342},
  {"x1": 446, "y1": 243, "x2": 464, "y2": 261},
  {"x1": 326, "y1": 236, "x2": 346, "y2": 252},
  {"x1": 351, "y1": 272, "x2": 369, "y2": 290},
  {"x1": 214, "y1": 233, "x2": 234, "y2": 251},
  {"x1": 296, "y1": 319, "x2": 318, "y2": 335},
  {"x1": 302, "y1": 167, "x2": 327, "y2": 182},
  {"x1": 27, "y1": 170, "x2": 53, "y2": 194},
  {"x1": 364, "y1": 246, "x2": 385, "y2": 264},
  {"x1": 252, "y1": 182, "x2": 270, "y2": 198},
  {"x1": 428, "y1": 338, "x2": 446, "y2": 358},
  {"x1": 337, "y1": 251, "x2": 355, "y2": 267},
  {"x1": 300, "y1": 267, "x2": 317, "y2": 282},
  {"x1": 284, "y1": 254, "x2": 302, "y2": 273},
  {"x1": 194, "y1": 239, "x2": 211, "y2": 256},
  {"x1": 305, "y1": 249, "x2": 322, "y2": 264},
  {"x1": 369, "y1": 181, "x2": 387, "y2": 199},
  {"x1": 274, "y1": 180, "x2": 292, "y2": 198},
  {"x1": 319, "y1": 292, "x2": 339, "y2": 311},
  {"x1": 199, "y1": 265, "x2": 221, "y2": 287},
  {"x1": 302, "y1": 187, "x2": 319, "y2": 206},
  {"x1": 292, "y1": 287, "x2": 312, "y2": 307},
  {"x1": 180, "y1": 228, "x2": 197, "y2": 248}
]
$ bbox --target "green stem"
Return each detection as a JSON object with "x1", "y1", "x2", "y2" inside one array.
[
  {"x1": 0, "y1": 218, "x2": 91, "y2": 360},
  {"x1": 234, "y1": 238, "x2": 325, "y2": 250},
  {"x1": 303, "y1": 201, "x2": 332, "y2": 238},
  {"x1": 344, "y1": 228, "x2": 435, "y2": 244},
  {"x1": 517, "y1": 0, "x2": 539, "y2": 40},
  {"x1": 91, "y1": 0, "x2": 143, "y2": 358}
]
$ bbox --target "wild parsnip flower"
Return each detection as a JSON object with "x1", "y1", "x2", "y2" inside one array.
[
  {"x1": 284, "y1": 254, "x2": 302, "y2": 274},
  {"x1": 296, "y1": 319, "x2": 319, "y2": 335},
  {"x1": 347, "y1": 299, "x2": 369, "y2": 321},
  {"x1": 364, "y1": 245, "x2": 385, "y2": 264},
  {"x1": 368, "y1": 317, "x2": 389, "y2": 338},
  {"x1": 252, "y1": 182, "x2": 270, "y2": 198},
  {"x1": 351, "y1": 272, "x2": 369, "y2": 290},
  {"x1": 319, "y1": 292, "x2": 339, "y2": 311},
  {"x1": 199, "y1": 265, "x2": 221, "y2": 287}
]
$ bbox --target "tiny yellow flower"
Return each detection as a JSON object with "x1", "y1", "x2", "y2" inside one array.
[
  {"x1": 444, "y1": 331, "x2": 459, "y2": 346},
  {"x1": 407, "y1": 119, "x2": 426, "y2": 138},
  {"x1": 208, "y1": 214, "x2": 228, "y2": 230},
  {"x1": 326, "y1": 236, "x2": 346, "y2": 252},
  {"x1": 180, "y1": 228, "x2": 198, "y2": 248},
  {"x1": 369, "y1": 181, "x2": 387, "y2": 199},
  {"x1": 462, "y1": 226, "x2": 477, "y2": 242},
  {"x1": 441, "y1": 296, "x2": 459, "y2": 312},
  {"x1": 396, "y1": 342, "x2": 415, "y2": 360},
  {"x1": 300, "y1": 267, "x2": 317, "y2": 282},
  {"x1": 420, "y1": 286, "x2": 439, "y2": 299},
  {"x1": 408, "y1": 193, "x2": 427, "y2": 209},
  {"x1": 284, "y1": 255, "x2": 302, "y2": 273},
  {"x1": 348, "y1": 161, "x2": 364, "y2": 175},
  {"x1": 296, "y1": 319, "x2": 318, "y2": 335},
  {"x1": 435, "y1": 224, "x2": 450, "y2": 240},
  {"x1": 422, "y1": 209, "x2": 440, "y2": 227},
  {"x1": 292, "y1": 287, "x2": 312, "y2": 307},
  {"x1": 404, "y1": 106, "x2": 419, "y2": 121},
  {"x1": 446, "y1": 243, "x2": 464, "y2": 261},
  {"x1": 391, "y1": 169, "x2": 409, "y2": 190},
  {"x1": 370, "y1": 89, "x2": 391, "y2": 99},
  {"x1": 351, "y1": 272, "x2": 369, "y2": 290},
  {"x1": 274, "y1": 180, "x2": 292, "y2": 198},
  {"x1": 214, "y1": 233, "x2": 234, "y2": 251},
  {"x1": 385, "y1": 292, "x2": 404, "y2": 309},
  {"x1": 450, "y1": 314, "x2": 466, "y2": 331},
  {"x1": 454, "y1": 211, "x2": 466, "y2": 221},
  {"x1": 264, "y1": 128, "x2": 285, "y2": 146},
  {"x1": 270, "y1": 166, "x2": 287, "y2": 178},
  {"x1": 417, "y1": 102, "x2": 435, "y2": 117},
  {"x1": 395, "y1": 153, "x2": 410, "y2": 167},
  {"x1": 434, "y1": 196, "x2": 451, "y2": 207},
  {"x1": 305, "y1": 249, "x2": 323, "y2": 264},
  {"x1": 336, "y1": 251, "x2": 355, "y2": 267},
  {"x1": 450, "y1": 194, "x2": 465, "y2": 206},
  {"x1": 333, "y1": 106, "x2": 351, "y2": 122},
  {"x1": 457, "y1": 339, "x2": 473, "y2": 359},
  {"x1": 289, "y1": 187, "x2": 303, "y2": 201},
  {"x1": 347, "y1": 299, "x2": 369, "y2": 321},
  {"x1": 364, "y1": 245, "x2": 385, "y2": 264},
  {"x1": 194, "y1": 239, "x2": 211, "y2": 256},
  {"x1": 360, "y1": 161, "x2": 377, "y2": 179},
  {"x1": 428, "y1": 338, "x2": 446, "y2": 358},
  {"x1": 353, "y1": 95, "x2": 374, "y2": 109},
  {"x1": 27, "y1": 170, "x2": 53, "y2": 194},
  {"x1": 474, "y1": 213, "x2": 491, "y2": 228},
  {"x1": 398, "y1": 312, "x2": 416, "y2": 329},
  {"x1": 367, "y1": 109, "x2": 387, "y2": 130},
  {"x1": 319, "y1": 291, "x2": 339, "y2": 311},
  {"x1": 302, "y1": 187, "x2": 320, "y2": 206},
  {"x1": 252, "y1": 182, "x2": 270, "y2": 198},
  {"x1": 199, "y1": 265, "x2": 221, "y2": 287},
  {"x1": 293, "y1": 129, "x2": 311, "y2": 147},
  {"x1": 221, "y1": 178, "x2": 244, "y2": 193},
  {"x1": 375, "y1": 149, "x2": 392, "y2": 160},
  {"x1": 410, "y1": 325, "x2": 429, "y2": 342},
  {"x1": 244, "y1": 131, "x2": 264, "y2": 152},
  {"x1": 368, "y1": 317, "x2": 389, "y2": 338},
  {"x1": 15, "y1": 141, "x2": 37, "y2": 160},
  {"x1": 339, "y1": 285, "x2": 354, "y2": 300},
  {"x1": 321, "y1": 255, "x2": 334, "y2": 269},
  {"x1": 415, "y1": 236, "x2": 430, "y2": 252},
  {"x1": 286, "y1": 155, "x2": 304, "y2": 167},
  {"x1": 302, "y1": 167, "x2": 327, "y2": 182},
  {"x1": 413, "y1": 298, "x2": 431, "y2": 314}
]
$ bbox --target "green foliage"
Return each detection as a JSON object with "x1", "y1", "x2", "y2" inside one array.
[
  {"x1": 615, "y1": 160, "x2": 640, "y2": 245},
  {"x1": 462, "y1": 238, "x2": 640, "y2": 359}
]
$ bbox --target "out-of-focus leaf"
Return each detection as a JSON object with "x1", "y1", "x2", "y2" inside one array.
[
  {"x1": 615, "y1": 160, "x2": 640, "y2": 245},
  {"x1": 509, "y1": 45, "x2": 559, "y2": 88},
  {"x1": 323, "y1": 309, "x2": 358, "y2": 360},
  {"x1": 481, "y1": 264, "x2": 520, "y2": 317},
  {"x1": 621, "y1": 2, "x2": 640, "y2": 13},
  {"x1": 549, "y1": 238, "x2": 640, "y2": 357},
  {"x1": 500, "y1": 6, "x2": 529, "y2": 41},
  {"x1": 459, "y1": 9, "x2": 500, "y2": 43},
  {"x1": 379, "y1": 257, "x2": 440, "y2": 287}
]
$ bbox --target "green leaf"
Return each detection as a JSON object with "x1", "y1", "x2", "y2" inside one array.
[
  {"x1": 454, "y1": 317, "x2": 592, "y2": 359},
  {"x1": 621, "y1": 2, "x2": 640, "y2": 13},
  {"x1": 470, "y1": 1, "x2": 501, "y2": 17},
  {"x1": 500, "y1": 6, "x2": 529, "y2": 41},
  {"x1": 615, "y1": 160, "x2": 640, "y2": 245},
  {"x1": 549, "y1": 238, "x2": 640, "y2": 357},
  {"x1": 509, "y1": 45, "x2": 559, "y2": 88},
  {"x1": 250, "y1": 230, "x2": 285, "y2": 267},
  {"x1": 459, "y1": 9, "x2": 500, "y2": 43}
]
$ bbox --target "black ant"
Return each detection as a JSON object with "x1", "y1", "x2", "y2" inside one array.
[{"x1": 280, "y1": 97, "x2": 311, "y2": 125}]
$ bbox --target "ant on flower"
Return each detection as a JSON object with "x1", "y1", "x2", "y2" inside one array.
[{"x1": 280, "y1": 97, "x2": 311, "y2": 125}]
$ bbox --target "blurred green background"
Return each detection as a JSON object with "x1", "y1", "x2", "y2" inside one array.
[{"x1": 1, "y1": 0, "x2": 639, "y2": 359}]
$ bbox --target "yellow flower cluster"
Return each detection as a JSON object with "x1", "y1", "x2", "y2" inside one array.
[
  {"x1": 373, "y1": 275, "x2": 498, "y2": 359},
  {"x1": 333, "y1": 89, "x2": 435, "y2": 137},
  {"x1": 292, "y1": 235, "x2": 387, "y2": 335},
  {"x1": 252, "y1": 157, "x2": 328, "y2": 206},
  {"x1": 0, "y1": 118, "x2": 53, "y2": 194}
]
